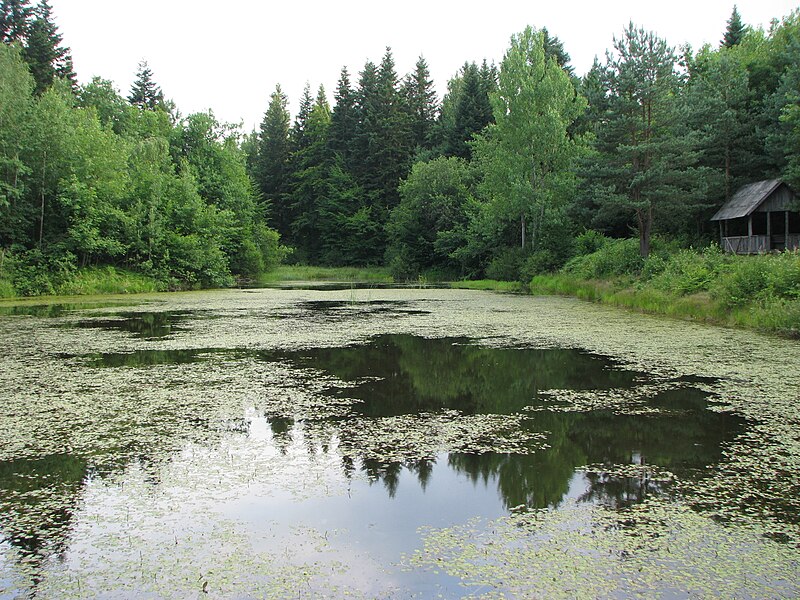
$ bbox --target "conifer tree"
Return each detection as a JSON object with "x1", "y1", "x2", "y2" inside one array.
[
  {"x1": 722, "y1": 5, "x2": 746, "y2": 48},
  {"x1": 23, "y1": 0, "x2": 74, "y2": 95},
  {"x1": 586, "y1": 23, "x2": 704, "y2": 257},
  {"x1": 351, "y1": 60, "x2": 378, "y2": 187},
  {"x1": 450, "y1": 62, "x2": 494, "y2": 158},
  {"x1": 403, "y1": 56, "x2": 438, "y2": 150},
  {"x1": 255, "y1": 84, "x2": 291, "y2": 237},
  {"x1": 329, "y1": 67, "x2": 357, "y2": 163},
  {"x1": 0, "y1": 0, "x2": 32, "y2": 44},
  {"x1": 290, "y1": 86, "x2": 331, "y2": 261},
  {"x1": 290, "y1": 83, "x2": 313, "y2": 152},
  {"x1": 128, "y1": 60, "x2": 164, "y2": 110}
]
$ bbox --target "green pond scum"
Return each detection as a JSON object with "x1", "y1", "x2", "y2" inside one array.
[{"x1": 0, "y1": 287, "x2": 798, "y2": 598}]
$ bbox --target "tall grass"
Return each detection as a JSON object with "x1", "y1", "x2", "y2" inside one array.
[
  {"x1": 55, "y1": 267, "x2": 164, "y2": 296},
  {"x1": 450, "y1": 279, "x2": 525, "y2": 292},
  {"x1": 258, "y1": 265, "x2": 393, "y2": 283},
  {"x1": 532, "y1": 241, "x2": 800, "y2": 337}
]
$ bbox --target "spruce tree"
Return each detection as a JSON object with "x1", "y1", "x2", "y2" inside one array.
[
  {"x1": 290, "y1": 83, "x2": 313, "y2": 152},
  {"x1": 0, "y1": 0, "x2": 32, "y2": 44},
  {"x1": 329, "y1": 67, "x2": 358, "y2": 163},
  {"x1": 255, "y1": 84, "x2": 291, "y2": 237},
  {"x1": 450, "y1": 62, "x2": 493, "y2": 159},
  {"x1": 541, "y1": 27, "x2": 574, "y2": 76},
  {"x1": 23, "y1": 0, "x2": 73, "y2": 94},
  {"x1": 722, "y1": 5, "x2": 746, "y2": 48},
  {"x1": 403, "y1": 56, "x2": 438, "y2": 150},
  {"x1": 128, "y1": 60, "x2": 164, "y2": 110},
  {"x1": 290, "y1": 86, "x2": 331, "y2": 261}
]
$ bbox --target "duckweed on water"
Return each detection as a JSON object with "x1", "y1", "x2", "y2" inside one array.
[{"x1": 0, "y1": 288, "x2": 799, "y2": 597}]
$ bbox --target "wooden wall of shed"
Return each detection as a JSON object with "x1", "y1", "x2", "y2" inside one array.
[{"x1": 756, "y1": 185, "x2": 797, "y2": 212}]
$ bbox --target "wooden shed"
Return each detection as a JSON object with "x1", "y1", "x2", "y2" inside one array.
[{"x1": 710, "y1": 180, "x2": 800, "y2": 254}]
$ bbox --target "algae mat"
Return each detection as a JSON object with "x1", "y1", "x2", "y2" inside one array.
[{"x1": 0, "y1": 288, "x2": 797, "y2": 598}]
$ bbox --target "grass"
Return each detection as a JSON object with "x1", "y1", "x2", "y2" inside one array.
[
  {"x1": 55, "y1": 267, "x2": 164, "y2": 296},
  {"x1": 0, "y1": 278, "x2": 15, "y2": 298},
  {"x1": 450, "y1": 279, "x2": 525, "y2": 293},
  {"x1": 257, "y1": 265, "x2": 393, "y2": 283},
  {"x1": 530, "y1": 271, "x2": 799, "y2": 337}
]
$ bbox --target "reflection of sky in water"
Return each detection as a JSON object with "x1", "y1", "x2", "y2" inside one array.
[
  {"x1": 0, "y1": 294, "x2": 777, "y2": 598},
  {"x1": 13, "y1": 404, "x2": 726, "y2": 598}
]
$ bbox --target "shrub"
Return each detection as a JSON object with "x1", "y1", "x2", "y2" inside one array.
[
  {"x1": 648, "y1": 246, "x2": 727, "y2": 296},
  {"x1": 520, "y1": 250, "x2": 558, "y2": 281},
  {"x1": 485, "y1": 247, "x2": 526, "y2": 281},
  {"x1": 573, "y1": 230, "x2": 609, "y2": 257},
  {"x1": 563, "y1": 238, "x2": 643, "y2": 279}
]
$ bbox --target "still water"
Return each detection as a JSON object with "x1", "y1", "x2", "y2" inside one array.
[{"x1": 0, "y1": 288, "x2": 797, "y2": 598}]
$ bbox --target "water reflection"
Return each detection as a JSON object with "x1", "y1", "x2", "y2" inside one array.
[
  {"x1": 71, "y1": 310, "x2": 197, "y2": 339},
  {"x1": 0, "y1": 331, "x2": 749, "y2": 597},
  {"x1": 261, "y1": 335, "x2": 650, "y2": 416}
]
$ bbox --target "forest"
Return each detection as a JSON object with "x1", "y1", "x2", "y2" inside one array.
[{"x1": 1, "y1": 2, "x2": 799, "y2": 295}]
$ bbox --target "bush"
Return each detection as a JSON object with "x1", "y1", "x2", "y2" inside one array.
[
  {"x1": 563, "y1": 238, "x2": 643, "y2": 279},
  {"x1": 6, "y1": 248, "x2": 76, "y2": 296},
  {"x1": 0, "y1": 278, "x2": 14, "y2": 298},
  {"x1": 520, "y1": 250, "x2": 559, "y2": 281},
  {"x1": 647, "y1": 246, "x2": 728, "y2": 295},
  {"x1": 712, "y1": 251, "x2": 800, "y2": 308},
  {"x1": 485, "y1": 247, "x2": 526, "y2": 281},
  {"x1": 573, "y1": 230, "x2": 609, "y2": 257}
]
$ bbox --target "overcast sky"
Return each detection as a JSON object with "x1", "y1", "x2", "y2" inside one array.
[{"x1": 51, "y1": 0, "x2": 798, "y2": 132}]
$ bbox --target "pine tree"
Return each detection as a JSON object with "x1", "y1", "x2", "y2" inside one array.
[
  {"x1": 128, "y1": 60, "x2": 164, "y2": 110},
  {"x1": 588, "y1": 23, "x2": 704, "y2": 257},
  {"x1": 23, "y1": 0, "x2": 73, "y2": 94},
  {"x1": 722, "y1": 5, "x2": 746, "y2": 48},
  {"x1": 255, "y1": 84, "x2": 291, "y2": 237},
  {"x1": 329, "y1": 67, "x2": 358, "y2": 163},
  {"x1": 290, "y1": 83, "x2": 313, "y2": 152},
  {"x1": 403, "y1": 56, "x2": 438, "y2": 150},
  {"x1": 450, "y1": 62, "x2": 493, "y2": 158},
  {"x1": 0, "y1": 0, "x2": 33, "y2": 44}
]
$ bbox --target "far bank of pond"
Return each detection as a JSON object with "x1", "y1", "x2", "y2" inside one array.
[{"x1": 0, "y1": 286, "x2": 798, "y2": 598}]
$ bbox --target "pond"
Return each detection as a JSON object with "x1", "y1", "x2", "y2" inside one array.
[{"x1": 0, "y1": 287, "x2": 798, "y2": 598}]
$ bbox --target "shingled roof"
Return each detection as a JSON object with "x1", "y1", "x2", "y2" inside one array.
[{"x1": 710, "y1": 179, "x2": 784, "y2": 221}]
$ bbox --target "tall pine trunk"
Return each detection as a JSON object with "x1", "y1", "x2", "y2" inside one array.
[{"x1": 637, "y1": 205, "x2": 653, "y2": 258}]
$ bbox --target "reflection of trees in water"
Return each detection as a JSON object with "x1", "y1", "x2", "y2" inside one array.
[
  {"x1": 0, "y1": 454, "x2": 87, "y2": 584},
  {"x1": 0, "y1": 333, "x2": 748, "y2": 595},
  {"x1": 267, "y1": 335, "x2": 646, "y2": 417}
]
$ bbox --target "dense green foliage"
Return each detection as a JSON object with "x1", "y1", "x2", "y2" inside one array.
[
  {"x1": 2, "y1": 5, "x2": 800, "y2": 297},
  {"x1": 247, "y1": 10, "x2": 800, "y2": 282},
  {"x1": 534, "y1": 236, "x2": 800, "y2": 335},
  {"x1": 0, "y1": 6, "x2": 284, "y2": 296}
]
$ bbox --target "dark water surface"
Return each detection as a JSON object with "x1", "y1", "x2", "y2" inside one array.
[{"x1": 0, "y1": 290, "x2": 795, "y2": 598}]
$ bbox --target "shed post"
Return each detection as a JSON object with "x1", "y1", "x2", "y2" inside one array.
[
  {"x1": 748, "y1": 215, "x2": 753, "y2": 237},
  {"x1": 719, "y1": 221, "x2": 723, "y2": 245}
]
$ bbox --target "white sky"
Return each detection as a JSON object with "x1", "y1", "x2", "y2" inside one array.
[{"x1": 51, "y1": 0, "x2": 798, "y2": 132}]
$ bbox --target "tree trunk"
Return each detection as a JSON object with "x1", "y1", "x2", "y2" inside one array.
[
  {"x1": 520, "y1": 213, "x2": 526, "y2": 249},
  {"x1": 39, "y1": 150, "x2": 47, "y2": 247},
  {"x1": 637, "y1": 206, "x2": 652, "y2": 258}
]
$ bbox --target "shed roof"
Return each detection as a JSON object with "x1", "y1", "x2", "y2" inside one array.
[{"x1": 710, "y1": 179, "x2": 784, "y2": 221}]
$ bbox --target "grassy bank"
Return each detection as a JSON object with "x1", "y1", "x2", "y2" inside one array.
[
  {"x1": 0, "y1": 265, "x2": 164, "y2": 298},
  {"x1": 449, "y1": 279, "x2": 525, "y2": 292},
  {"x1": 257, "y1": 265, "x2": 393, "y2": 284},
  {"x1": 530, "y1": 240, "x2": 800, "y2": 337}
]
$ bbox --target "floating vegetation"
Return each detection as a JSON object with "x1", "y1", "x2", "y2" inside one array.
[
  {"x1": 406, "y1": 499, "x2": 800, "y2": 599},
  {"x1": 0, "y1": 288, "x2": 798, "y2": 597}
]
